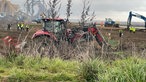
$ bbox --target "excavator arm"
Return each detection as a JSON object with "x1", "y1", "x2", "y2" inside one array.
[
  {"x1": 127, "y1": 11, "x2": 146, "y2": 29},
  {"x1": 87, "y1": 26, "x2": 108, "y2": 47}
]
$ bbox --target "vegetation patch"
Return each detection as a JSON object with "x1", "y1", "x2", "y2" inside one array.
[{"x1": 0, "y1": 55, "x2": 145, "y2": 82}]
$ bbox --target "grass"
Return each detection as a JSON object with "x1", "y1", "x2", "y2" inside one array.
[
  {"x1": 0, "y1": 55, "x2": 79, "y2": 82},
  {"x1": 0, "y1": 54, "x2": 145, "y2": 82},
  {"x1": 99, "y1": 57, "x2": 146, "y2": 82}
]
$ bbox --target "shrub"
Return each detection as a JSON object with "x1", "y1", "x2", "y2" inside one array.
[{"x1": 78, "y1": 59, "x2": 103, "y2": 82}]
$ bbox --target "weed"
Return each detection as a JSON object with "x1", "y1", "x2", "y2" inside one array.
[{"x1": 78, "y1": 59, "x2": 100, "y2": 82}]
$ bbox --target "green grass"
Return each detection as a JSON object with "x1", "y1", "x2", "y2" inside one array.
[
  {"x1": 104, "y1": 36, "x2": 119, "y2": 48},
  {"x1": 0, "y1": 55, "x2": 145, "y2": 82},
  {"x1": 0, "y1": 55, "x2": 79, "y2": 82}
]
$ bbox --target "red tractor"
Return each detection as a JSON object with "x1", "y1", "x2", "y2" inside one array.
[{"x1": 32, "y1": 18, "x2": 107, "y2": 56}]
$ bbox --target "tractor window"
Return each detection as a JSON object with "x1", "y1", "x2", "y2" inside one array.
[{"x1": 44, "y1": 21, "x2": 62, "y2": 33}]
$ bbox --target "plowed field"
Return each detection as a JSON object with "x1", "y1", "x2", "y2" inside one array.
[{"x1": 0, "y1": 25, "x2": 146, "y2": 54}]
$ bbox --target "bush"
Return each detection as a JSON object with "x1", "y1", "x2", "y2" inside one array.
[{"x1": 78, "y1": 59, "x2": 104, "y2": 82}]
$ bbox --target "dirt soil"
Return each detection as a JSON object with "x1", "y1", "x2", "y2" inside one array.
[
  {"x1": 99, "y1": 26, "x2": 146, "y2": 51},
  {"x1": 0, "y1": 24, "x2": 41, "y2": 54},
  {"x1": 0, "y1": 25, "x2": 146, "y2": 54}
]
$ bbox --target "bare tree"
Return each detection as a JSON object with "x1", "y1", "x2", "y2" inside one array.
[
  {"x1": 66, "y1": 0, "x2": 72, "y2": 22},
  {"x1": 47, "y1": 0, "x2": 61, "y2": 33},
  {"x1": 48, "y1": 0, "x2": 61, "y2": 19},
  {"x1": 80, "y1": 0, "x2": 96, "y2": 28},
  {"x1": 80, "y1": 0, "x2": 91, "y2": 28},
  {"x1": 90, "y1": 11, "x2": 96, "y2": 22}
]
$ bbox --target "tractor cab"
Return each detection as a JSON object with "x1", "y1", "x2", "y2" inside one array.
[
  {"x1": 32, "y1": 18, "x2": 66, "y2": 41},
  {"x1": 42, "y1": 18, "x2": 66, "y2": 33}
]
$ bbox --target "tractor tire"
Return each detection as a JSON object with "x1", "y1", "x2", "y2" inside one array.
[
  {"x1": 72, "y1": 33, "x2": 96, "y2": 60},
  {"x1": 33, "y1": 35, "x2": 57, "y2": 58},
  {"x1": 74, "y1": 34, "x2": 92, "y2": 48}
]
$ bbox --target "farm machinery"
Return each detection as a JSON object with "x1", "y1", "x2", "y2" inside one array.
[
  {"x1": 127, "y1": 11, "x2": 146, "y2": 29},
  {"x1": 31, "y1": 18, "x2": 108, "y2": 56},
  {"x1": 1, "y1": 18, "x2": 108, "y2": 57},
  {"x1": 104, "y1": 18, "x2": 119, "y2": 27}
]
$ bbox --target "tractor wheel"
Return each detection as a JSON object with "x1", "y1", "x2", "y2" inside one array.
[
  {"x1": 72, "y1": 33, "x2": 95, "y2": 60},
  {"x1": 33, "y1": 36, "x2": 57, "y2": 58},
  {"x1": 73, "y1": 34, "x2": 93, "y2": 52}
]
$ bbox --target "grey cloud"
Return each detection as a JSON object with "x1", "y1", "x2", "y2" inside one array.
[
  {"x1": 92, "y1": 0, "x2": 146, "y2": 12},
  {"x1": 69, "y1": 0, "x2": 146, "y2": 21}
]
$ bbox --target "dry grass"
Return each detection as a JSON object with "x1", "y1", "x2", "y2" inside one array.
[{"x1": 2, "y1": 33, "x2": 146, "y2": 61}]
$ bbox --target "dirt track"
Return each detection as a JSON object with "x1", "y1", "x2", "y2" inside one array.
[{"x1": 0, "y1": 25, "x2": 146, "y2": 54}]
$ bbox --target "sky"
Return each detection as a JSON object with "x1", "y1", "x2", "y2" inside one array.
[{"x1": 11, "y1": 0, "x2": 146, "y2": 22}]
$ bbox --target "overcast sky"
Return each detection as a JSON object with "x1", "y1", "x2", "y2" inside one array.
[{"x1": 11, "y1": 0, "x2": 146, "y2": 22}]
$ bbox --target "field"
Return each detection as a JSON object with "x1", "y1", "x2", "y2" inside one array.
[
  {"x1": 100, "y1": 26, "x2": 146, "y2": 50},
  {"x1": 0, "y1": 24, "x2": 146, "y2": 81},
  {"x1": 0, "y1": 24, "x2": 40, "y2": 55},
  {"x1": 0, "y1": 24, "x2": 146, "y2": 55}
]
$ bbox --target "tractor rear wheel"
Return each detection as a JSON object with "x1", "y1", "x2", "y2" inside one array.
[
  {"x1": 72, "y1": 33, "x2": 95, "y2": 60},
  {"x1": 33, "y1": 36, "x2": 57, "y2": 57}
]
